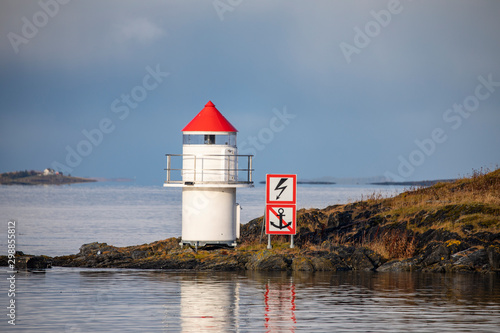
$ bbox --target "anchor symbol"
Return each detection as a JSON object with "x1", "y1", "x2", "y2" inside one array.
[{"x1": 270, "y1": 208, "x2": 292, "y2": 230}]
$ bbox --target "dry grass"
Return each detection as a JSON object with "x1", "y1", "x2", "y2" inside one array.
[
  {"x1": 359, "y1": 191, "x2": 390, "y2": 206},
  {"x1": 238, "y1": 240, "x2": 300, "y2": 254},
  {"x1": 385, "y1": 167, "x2": 500, "y2": 210},
  {"x1": 379, "y1": 168, "x2": 500, "y2": 234},
  {"x1": 302, "y1": 229, "x2": 417, "y2": 260},
  {"x1": 361, "y1": 229, "x2": 417, "y2": 260},
  {"x1": 326, "y1": 233, "x2": 348, "y2": 247}
]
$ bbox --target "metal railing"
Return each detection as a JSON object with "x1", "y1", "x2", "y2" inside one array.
[{"x1": 165, "y1": 154, "x2": 253, "y2": 185}]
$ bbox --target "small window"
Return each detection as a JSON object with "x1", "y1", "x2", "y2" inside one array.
[
  {"x1": 183, "y1": 135, "x2": 204, "y2": 144},
  {"x1": 183, "y1": 133, "x2": 236, "y2": 146},
  {"x1": 204, "y1": 135, "x2": 215, "y2": 144}
]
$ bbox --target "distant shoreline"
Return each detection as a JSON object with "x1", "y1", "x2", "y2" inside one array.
[
  {"x1": 258, "y1": 181, "x2": 336, "y2": 185},
  {"x1": 258, "y1": 179, "x2": 457, "y2": 186},
  {"x1": 371, "y1": 179, "x2": 456, "y2": 187},
  {"x1": 0, "y1": 170, "x2": 96, "y2": 185}
]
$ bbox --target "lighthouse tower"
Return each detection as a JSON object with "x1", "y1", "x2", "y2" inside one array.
[{"x1": 164, "y1": 101, "x2": 254, "y2": 248}]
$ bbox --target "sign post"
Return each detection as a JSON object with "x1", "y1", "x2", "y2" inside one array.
[{"x1": 265, "y1": 174, "x2": 297, "y2": 248}]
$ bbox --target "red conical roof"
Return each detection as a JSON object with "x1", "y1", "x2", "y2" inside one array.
[{"x1": 182, "y1": 101, "x2": 238, "y2": 132}]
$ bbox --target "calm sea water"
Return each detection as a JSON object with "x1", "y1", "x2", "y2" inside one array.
[
  {"x1": 2, "y1": 183, "x2": 500, "y2": 332},
  {"x1": 1, "y1": 269, "x2": 499, "y2": 332}
]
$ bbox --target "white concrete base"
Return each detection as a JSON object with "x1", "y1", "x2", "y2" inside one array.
[{"x1": 182, "y1": 187, "x2": 237, "y2": 244}]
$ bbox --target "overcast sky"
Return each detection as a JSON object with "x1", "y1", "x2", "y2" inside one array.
[{"x1": 1, "y1": 0, "x2": 499, "y2": 185}]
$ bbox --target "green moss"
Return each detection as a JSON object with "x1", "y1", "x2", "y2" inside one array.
[{"x1": 458, "y1": 214, "x2": 500, "y2": 229}]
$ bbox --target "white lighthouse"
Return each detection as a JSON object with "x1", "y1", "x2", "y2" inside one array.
[{"x1": 164, "y1": 101, "x2": 253, "y2": 248}]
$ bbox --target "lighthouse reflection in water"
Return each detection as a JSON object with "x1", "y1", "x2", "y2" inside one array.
[
  {"x1": 179, "y1": 276, "x2": 240, "y2": 332},
  {"x1": 177, "y1": 273, "x2": 296, "y2": 332}
]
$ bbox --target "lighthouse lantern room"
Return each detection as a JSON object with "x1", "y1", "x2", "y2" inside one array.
[{"x1": 164, "y1": 101, "x2": 253, "y2": 248}]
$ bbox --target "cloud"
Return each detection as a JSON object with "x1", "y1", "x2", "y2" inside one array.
[
  {"x1": 0, "y1": 1, "x2": 171, "y2": 68},
  {"x1": 112, "y1": 17, "x2": 165, "y2": 43}
]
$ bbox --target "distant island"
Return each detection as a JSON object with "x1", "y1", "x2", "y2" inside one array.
[
  {"x1": 0, "y1": 169, "x2": 96, "y2": 185},
  {"x1": 259, "y1": 178, "x2": 457, "y2": 186},
  {"x1": 90, "y1": 177, "x2": 135, "y2": 183},
  {"x1": 258, "y1": 180, "x2": 336, "y2": 185},
  {"x1": 371, "y1": 179, "x2": 456, "y2": 187},
  {"x1": 301, "y1": 175, "x2": 389, "y2": 185},
  {"x1": 262, "y1": 175, "x2": 393, "y2": 185}
]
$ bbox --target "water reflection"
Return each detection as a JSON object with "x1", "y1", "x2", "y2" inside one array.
[
  {"x1": 179, "y1": 274, "x2": 240, "y2": 332},
  {"x1": 264, "y1": 279, "x2": 296, "y2": 332},
  {"x1": 168, "y1": 271, "x2": 500, "y2": 332},
  {"x1": 4, "y1": 268, "x2": 500, "y2": 332},
  {"x1": 171, "y1": 271, "x2": 299, "y2": 332}
]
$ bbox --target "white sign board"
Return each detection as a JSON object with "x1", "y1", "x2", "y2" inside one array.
[
  {"x1": 265, "y1": 174, "x2": 297, "y2": 235},
  {"x1": 265, "y1": 204, "x2": 296, "y2": 235},
  {"x1": 266, "y1": 174, "x2": 297, "y2": 204}
]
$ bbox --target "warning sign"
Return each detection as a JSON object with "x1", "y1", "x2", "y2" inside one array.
[
  {"x1": 266, "y1": 174, "x2": 297, "y2": 236},
  {"x1": 266, "y1": 174, "x2": 297, "y2": 204},
  {"x1": 266, "y1": 205, "x2": 296, "y2": 235}
]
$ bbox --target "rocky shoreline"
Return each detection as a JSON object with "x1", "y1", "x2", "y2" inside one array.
[
  {"x1": 2, "y1": 169, "x2": 499, "y2": 273},
  {"x1": 5, "y1": 232, "x2": 499, "y2": 273}
]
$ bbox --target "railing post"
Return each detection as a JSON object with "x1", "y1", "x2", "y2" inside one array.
[
  {"x1": 248, "y1": 155, "x2": 252, "y2": 183},
  {"x1": 194, "y1": 155, "x2": 197, "y2": 182},
  {"x1": 166, "y1": 155, "x2": 171, "y2": 183},
  {"x1": 228, "y1": 154, "x2": 231, "y2": 182}
]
